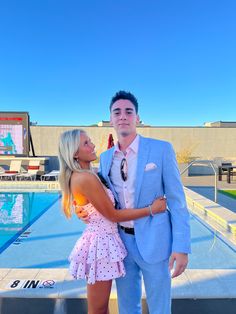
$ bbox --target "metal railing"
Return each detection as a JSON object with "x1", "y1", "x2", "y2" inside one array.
[{"x1": 180, "y1": 159, "x2": 218, "y2": 202}]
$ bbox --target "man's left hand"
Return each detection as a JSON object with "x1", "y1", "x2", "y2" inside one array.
[{"x1": 169, "y1": 252, "x2": 188, "y2": 278}]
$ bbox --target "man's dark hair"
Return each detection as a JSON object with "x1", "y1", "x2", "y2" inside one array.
[{"x1": 110, "y1": 90, "x2": 138, "y2": 113}]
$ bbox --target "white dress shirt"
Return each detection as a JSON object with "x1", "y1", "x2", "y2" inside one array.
[{"x1": 110, "y1": 135, "x2": 139, "y2": 228}]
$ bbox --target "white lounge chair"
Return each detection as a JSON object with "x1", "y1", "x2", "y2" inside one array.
[
  {"x1": 41, "y1": 170, "x2": 59, "y2": 181},
  {"x1": 17, "y1": 160, "x2": 41, "y2": 181},
  {"x1": 0, "y1": 160, "x2": 22, "y2": 180}
]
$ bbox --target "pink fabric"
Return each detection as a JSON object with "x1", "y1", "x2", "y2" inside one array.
[{"x1": 69, "y1": 189, "x2": 127, "y2": 284}]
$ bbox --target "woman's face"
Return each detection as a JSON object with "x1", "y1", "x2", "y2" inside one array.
[{"x1": 74, "y1": 133, "x2": 97, "y2": 168}]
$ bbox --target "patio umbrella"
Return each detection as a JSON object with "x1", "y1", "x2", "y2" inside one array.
[{"x1": 107, "y1": 134, "x2": 114, "y2": 149}]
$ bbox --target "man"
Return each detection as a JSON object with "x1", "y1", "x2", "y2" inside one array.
[{"x1": 98, "y1": 91, "x2": 191, "y2": 314}]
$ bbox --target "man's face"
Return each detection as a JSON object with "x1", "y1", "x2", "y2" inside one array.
[{"x1": 110, "y1": 99, "x2": 140, "y2": 137}]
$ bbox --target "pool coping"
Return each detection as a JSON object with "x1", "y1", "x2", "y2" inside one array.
[
  {"x1": 0, "y1": 268, "x2": 235, "y2": 299},
  {"x1": 184, "y1": 187, "x2": 236, "y2": 247},
  {"x1": 0, "y1": 181, "x2": 59, "y2": 191}
]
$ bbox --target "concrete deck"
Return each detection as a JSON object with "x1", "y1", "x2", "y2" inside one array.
[
  {"x1": 0, "y1": 173, "x2": 235, "y2": 192},
  {"x1": 182, "y1": 174, "x2": 236, "y2": 190},
  {"x1": 0, "y1": 268, "x2": 236, "y2": 314},
  {"x1": 0, "y1": 180, "x2": 59, "y2": 191}
]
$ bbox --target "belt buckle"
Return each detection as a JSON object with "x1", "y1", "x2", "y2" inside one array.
[{"x1": 121, "y1": 226, "x2": 134, "y2": 235}]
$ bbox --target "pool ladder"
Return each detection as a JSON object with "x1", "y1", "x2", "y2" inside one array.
[{"x1": 180, "y1": 158, "x2": 218, "y2": 202}]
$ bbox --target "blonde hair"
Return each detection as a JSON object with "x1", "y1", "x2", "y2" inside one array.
[{"x1": 58, "y1": 129, "x2": 87, "y2": 218}]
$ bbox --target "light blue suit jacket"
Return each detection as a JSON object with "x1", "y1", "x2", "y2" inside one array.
[{"x1": 99, "y1": 135, "x2": 191, "y2": 264}]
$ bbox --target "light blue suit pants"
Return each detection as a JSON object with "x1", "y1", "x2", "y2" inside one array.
[{"x1": 116, "y1": 228, "x2": 171, "y2": 314}]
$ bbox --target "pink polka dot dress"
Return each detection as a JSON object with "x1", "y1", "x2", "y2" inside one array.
[{"x1": 69, "y1": 189, "x2": 127, "y2": 284}]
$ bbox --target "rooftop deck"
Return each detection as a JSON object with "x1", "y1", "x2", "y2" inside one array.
[{"x1": 0, "y1": 175, "x2": 236, "y2": 313}]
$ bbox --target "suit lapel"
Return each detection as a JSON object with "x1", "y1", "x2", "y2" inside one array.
[
  {"x1": 102, "y1": 147, "x2": 120, "y2": 205},
  {"x1": 103, "y1": 147, "x2": 114, "y2": 187},
  {"x1": 134, "y1": 136, "x2": 150, "y2": 207},
  {"x1": 104, "y1": 148, "x2": 114, "y2": 177}
]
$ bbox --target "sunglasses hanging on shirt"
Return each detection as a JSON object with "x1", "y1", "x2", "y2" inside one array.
[{"x1": 120, "y1": 158, "x2": 128, "y2": 181}]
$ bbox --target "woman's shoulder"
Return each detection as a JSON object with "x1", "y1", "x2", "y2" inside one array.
[
  {"x1": 71, "y1": 170, "x2": 97, "y2": 184},
  {"x1": 71, "y1": 171, "x2": 99, "y2": 205},
  {"x1": 71, "y1": 171, "x2": 99, "y2": 195}
]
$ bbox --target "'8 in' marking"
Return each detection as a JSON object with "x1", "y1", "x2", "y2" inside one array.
[
  {"x1": 10, "y1": 280, "x2": 21, "y2": 289},
  {"x1": 23, "y1": 280, "x2": 40, "y2": 288},
  {"x1": 7, "y1": 279, "x2": 56, "y2": 289}
]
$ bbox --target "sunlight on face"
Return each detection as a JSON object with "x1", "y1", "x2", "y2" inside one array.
[
  {"x1": 74, "y1": 133, "x2": 97, "y2": 168},
  {"x1": 110, "y1": 99, "x2": 140, "y2": 137}
]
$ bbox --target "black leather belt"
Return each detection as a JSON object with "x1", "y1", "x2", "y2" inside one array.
[{"x1": 120, "y1": 226, "x2": 135, "y2": 235}]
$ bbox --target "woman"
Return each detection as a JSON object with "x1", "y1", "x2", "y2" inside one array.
[{"x1": 58, "y1": 129, "x2": 166, "y2": 314}]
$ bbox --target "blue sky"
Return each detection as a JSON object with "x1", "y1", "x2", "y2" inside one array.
[{"x1": 0, "y1": 0, "x2": 235, "y2": 126}]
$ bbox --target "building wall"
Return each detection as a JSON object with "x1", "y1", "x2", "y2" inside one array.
[{"x1": 30, "y1": 125, "x2": 236, "y2": 160}]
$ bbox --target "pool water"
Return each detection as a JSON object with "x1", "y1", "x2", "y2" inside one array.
[
  {"x1": 0, "y1": 195, "x2": 235, "y2": 269},
  {"x1": 189, "y1": 214, "x2": 236, "y2": 268},
  {"x1": 0, "y1": 192, "x2": 60, "y2": 253}
]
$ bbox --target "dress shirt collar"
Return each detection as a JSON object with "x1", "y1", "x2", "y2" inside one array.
[{"x1": 113, "y1": 134, "x2": 140, "y2": 156}]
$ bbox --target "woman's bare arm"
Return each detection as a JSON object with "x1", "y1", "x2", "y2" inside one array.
[{"x1": 71, "y1": 172, "x2": 166, "y2": 222}]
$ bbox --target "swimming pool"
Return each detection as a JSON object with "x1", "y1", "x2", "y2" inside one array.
[
  {"x1": 188, "y1": 214, "x2": 236, "y2": 268},
  {"x1": 0, "y1": 195, "x2": 235, "y2": 269},
  {"x1": 0, "y1": 192, "x2": 60, "y2": 253}
]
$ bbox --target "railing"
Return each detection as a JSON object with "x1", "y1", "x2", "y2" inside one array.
[{"x1": 180, "y1": 159, "x2": 218, "y2": 202}]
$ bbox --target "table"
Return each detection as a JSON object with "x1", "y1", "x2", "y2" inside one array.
[{"x1": 218, "y1": 165, "x2": 236, "y2": 183}]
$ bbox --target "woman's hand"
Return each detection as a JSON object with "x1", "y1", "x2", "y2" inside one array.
[
  {"x1": 73, "y1": 201, "x2": 90, "y2": 223},
  {"x1": 150, "y1": 197, "x2": 167, "y2": 214}
]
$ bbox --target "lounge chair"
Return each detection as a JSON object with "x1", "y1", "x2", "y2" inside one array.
[
  {"x1": 0, "y1": 160, "x2": 22, "y2": 180},
  {"x1": 17, "y1": 160, "x2": 41, "y2": 181},
  {"x1": 41, "y1": 170, "x2": 59, "y2": 181}
]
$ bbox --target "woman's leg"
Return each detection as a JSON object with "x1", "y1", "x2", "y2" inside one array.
[{"x1": 87, "y1": 280, "x2": 112, "y2": 314}]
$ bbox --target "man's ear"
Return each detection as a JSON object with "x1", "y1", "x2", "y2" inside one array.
[
  {"x1": 110, "y1": 116, "x2": 113, "y2": 126},
  {"x1": 136, "y1": 114, "x2": 140, "y2": 124}
]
